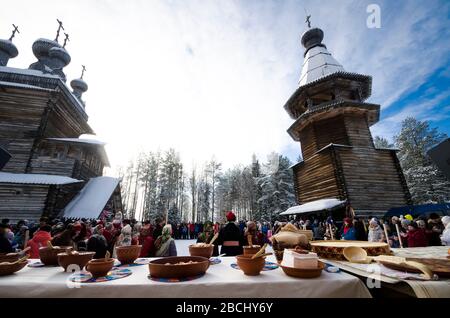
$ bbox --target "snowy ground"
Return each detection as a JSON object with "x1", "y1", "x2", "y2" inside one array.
[{"x1": 174, "y1": 239, "x2": 196, "y2": 256}]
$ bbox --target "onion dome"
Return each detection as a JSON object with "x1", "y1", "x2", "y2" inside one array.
[
  {"x1": 299, "y1": 27, "x2": 344, "y2": 86},
  {"x1": 71, "y1": 65, "x2": 88, "y2": 106},
  {"x1": 0, "y1": 25, "x2": 19, "y2": 66},
  {"x1": 0, "y1": 39, "x2": 18, "y2": 66},
  {"x1": 71, "y1": 78, "x2": 88, "y2": 106},
  {"x1": 29, "y1": 38, "x2": 71, "y2": 81}
]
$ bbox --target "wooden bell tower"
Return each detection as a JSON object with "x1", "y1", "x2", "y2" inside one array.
[{"x1": 285, "y1": 26, "x2": 411, "y2": 217}]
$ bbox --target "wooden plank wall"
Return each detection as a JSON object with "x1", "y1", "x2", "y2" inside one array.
[
  {"x1": 30, "y1": 156, "x2": 75, "y2": 176},
  {"x1": 343, "y1": 114, "x2": 374, "y2": 147},
  {"x1": 298, "y1": 116, "x2": 350, "y2": 161},
  {"x1": 313, "y1": 115, "x2": 349, "y2": 149},
  {"x1": 0, "y1": 88, "x2": 48, "y2": 173},
  {"x1": 0, "y1": 184, "x2": 50, "y2": 223},
  {"x1": 337, "y1": 147, "x2": 409, "y2": 216},
  {"x1": 295, "y1": 152, "x2": 341, "y2": 203}
]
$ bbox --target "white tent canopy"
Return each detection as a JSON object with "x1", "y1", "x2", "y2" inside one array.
[
  {"x1": 62, "y1": 176, "x2": 120, "y2": 219},
  {"x1": 280, "y1": 198, "x2": 346, "y2": 215}
]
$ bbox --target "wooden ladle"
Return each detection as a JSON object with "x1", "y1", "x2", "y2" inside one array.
[
  {"x1": 209, "y1": 233, "x2": 219, "y2": 245},
  {"x1": 251, "y1": 243, "x2": 268, "y2": 259}
]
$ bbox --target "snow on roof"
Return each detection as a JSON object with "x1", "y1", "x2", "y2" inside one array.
[
  {"x1": 280, "y1": 198, "x2": 346, "y2": 215},
  {"x1": 46, "y1": 138, "x2": 106, "y2": 146},
  {"x1": 299, "y1": 45, "x2": 345, "y2": 86},
  {"x1": 46, "y1": 138, "x2": 110, "y2": 166},
  {"x1": 62, "y1": 176, "x2": 120, "y2": 219},
  {"x1": 0, "y1": 65, "x2": 59, "y2": 79},
  {"x1": 316, "y1": 143, "x2": 353, "y2": 153},
  {"x1": 0, "y1": 172, "x2": 83, "y2": 185},
  {"x1": 0, "y1": 80, "x2": 52, "y2": 91}
]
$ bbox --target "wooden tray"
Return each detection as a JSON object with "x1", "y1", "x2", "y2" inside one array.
[
  {"x1": 280, "y1": 261, "x2": 325, "y2": 279},
  {"x1": 379, "y1": 258, "x2": 450, "y2": 278},
  {"x1": 310, "y1": 240, "x2": 391, "y2": 260}
]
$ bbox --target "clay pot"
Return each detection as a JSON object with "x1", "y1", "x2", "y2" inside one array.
[
  {"x1": 243, "y1": 245, "x2": 262, "y2": 256},
  {"x1": 115, "y1": 245, "x2": 142, "y2": 264},
  {"x1": 0, "y1": 259, "x2": 28, "y2": 276},
  {"x1": 0, "y1": 253, "x2": 20, "y2": 263},
  {"x1": 86, "y1": 258, "x2": 115, "y2": 278},
  {"x1": 39, "y1": 246, "x2": 72, "y2": 265},
  {"x1": 188, "y1": 244, "x2": 214, "y2": 258},
  {"x1": 57, "y1": 251, "x2": 95, "y2": 272},
  {"x1": 236, "y1": 255, "x2": 265, "y2": 276},
  {"x1": 148, "y1": 256, "x2": 210, "y2": 279}
]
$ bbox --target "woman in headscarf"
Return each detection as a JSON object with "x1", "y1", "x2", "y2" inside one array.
[
  {"x1": 139, "y1": 224, "x2": 155, "y2": 257},
  {"x1": 26, "y1": 225, "x2": 52, "y2": 258},
  {"x1": 51, "y1": 224, "x2": 75, "y2": 248},
  {"x1": 116, "y1": 220, "x2": 132, "y2": 247},
  {"x1": 368, "y1": 218, "x2": 385, "y2": 242},
  {"x1": 244, "y1": 221, "x2": 265, "y2": 246},
  {"x1": 197, "y1": 222, "x2": 219, "y2": 256},
  {"x1": 440, "y1": 216, "x2": 450, "y2": 246},
  {"x1": 154, "y1": 224, "x2": 177, "y2": 257}
]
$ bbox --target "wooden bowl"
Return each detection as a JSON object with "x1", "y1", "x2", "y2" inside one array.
[
  {"x1": 57, "y1": 251, "x2": 95, "y2": 272},
  {"x1": 39, "y1": 246, "x2": 72, "y2": 265},
  {"x1": 310, "y1": 240, "x2": 390, "y2": 260},
  {"x1": 148, "y1": 256, "x2": 210, "y2": 278},
  {"x1": 243, "y1": 245, "x2": 262, "y2": 256},
  {"x1": 86, "y1": 258, "x2": 115, "y2": 278},
  {"x1": 281, "y1": 261, "x2": 325, "y2": 279},
  {"x1": 188, "y1": 244, "x2": 214, "y2": 258},
  {"x1": 236, "y1": 255, "x2": 266, "y2": 276},
  {"x1": 115, "y1": 245, "x2": 142, "y2": 264},
  {"x1": 0, "y1": 260, "x2": 28, "y2": 276},
  {"x1": 343, "y1": 246, "x2": 370, "y2": 264},
  {"x1": 0, "y1": 253, "x2": 20, "y2": 263}
]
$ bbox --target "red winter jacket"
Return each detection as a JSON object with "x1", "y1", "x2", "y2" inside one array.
[
  {"x1": 139, "y1": 235, "x2": 155, "y2": 257},
  {"x1": 406, "y1": 229, "x2": 428, "y2": 247},
  {"x1": 27, "y1": 230, "x2": 52, "y2": 258}
]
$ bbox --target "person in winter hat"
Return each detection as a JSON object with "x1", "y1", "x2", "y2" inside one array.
[
  {"x1": 368, "y1": 218, "x2": 385, "y2": 242},
  {"x1": 440, "y1": 216, "x2": 450, "y2": 246},
  {"x1": 341, "y1": 218, "x2": 356, "y2": 240},
  {"x1": 217, "y1": 211, "x2": 244, "y2": 256},
  {"x1": 401, "y1": 221, "x2": 428, "y2": 247}
]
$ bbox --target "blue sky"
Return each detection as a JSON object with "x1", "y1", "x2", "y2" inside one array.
[{"x1": 2, "y1": 0, "x2": 449, "y2": 171}]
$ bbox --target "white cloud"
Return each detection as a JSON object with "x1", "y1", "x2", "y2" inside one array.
[{"x1": 2, "y1": 0, "x2": 449, "y2": 173}]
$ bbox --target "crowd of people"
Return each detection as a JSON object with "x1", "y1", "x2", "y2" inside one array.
[
  {"x1": 1, "y1": 210, "x2": 449, "y2": 259},
  {"x1": 0, "y1": 213, "x2": 178, "y2": 258},
  {"x1": 290, "y1": 213, "x2": 450, "y2": 248}
]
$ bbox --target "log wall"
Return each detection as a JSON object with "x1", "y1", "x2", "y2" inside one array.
[
  {"x1": 336, "y1": 147, "x2": 410, "y2": 216},
  {"x1": 0, "y1": 184, "x2": 50, "y2": 223},
  {"x1": 294, "y1": 151, "x2": 342, "y2": 204}
]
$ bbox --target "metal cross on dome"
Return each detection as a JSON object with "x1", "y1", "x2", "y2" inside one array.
[
  {"x1": 81, "y1": 65, "x2": 86, "y2": 79},
  {"x1": 63, "y1": 32, "x2": 70, "y2": 48},
  {"x1": 9, "y1": 24, "x2": 19, "y2": 41},
  {"x1": 55, "y1": 19, "x2": 64, "y2": 42},
  {"x1": 306, "y1": 15, "x2": 312, "y2": 29}
]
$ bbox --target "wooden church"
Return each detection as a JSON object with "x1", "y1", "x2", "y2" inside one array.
[
  {"x1": 285, "y1": 25, "x2": 411, "y2": 217},
  {"x1": 0, "y1": 23, "x2": 122, "y2": 223}
]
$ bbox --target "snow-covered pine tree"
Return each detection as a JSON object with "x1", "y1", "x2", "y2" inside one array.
[
  {"x1": 258, "y1": 153, "x2": 296, "y2": 222},
  {"x1": 395, "y1": 117, "x2": 450, "y2": 204},
  {"x1": 373, "y1": 136, "x2": 394, "y2": 149}
]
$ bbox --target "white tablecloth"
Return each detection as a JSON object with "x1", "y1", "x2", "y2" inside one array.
[{"x1": 0, "y1": 256, "x2": 371, "y2": 298}]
